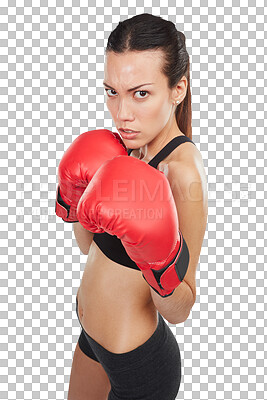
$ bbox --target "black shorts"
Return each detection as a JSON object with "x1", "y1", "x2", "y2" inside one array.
[{"x1": 76, "y1": 296, "x2": 181, "y2": 400}]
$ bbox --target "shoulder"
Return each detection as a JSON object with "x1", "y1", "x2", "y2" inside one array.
[
  {"x1": 158, "y1": 138, "x2": 207, "y2": 197},
  {"x1": 157, "y1": 135, "x2": 199, "y2": 167}
]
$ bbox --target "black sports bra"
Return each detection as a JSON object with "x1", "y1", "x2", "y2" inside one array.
[{"x1": 93, "y1": 135, "x2": 196, "y2": 270}]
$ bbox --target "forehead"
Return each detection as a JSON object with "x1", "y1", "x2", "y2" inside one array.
[{"x1": 104, "y1": 50, "x2": 166, "y2": 88}]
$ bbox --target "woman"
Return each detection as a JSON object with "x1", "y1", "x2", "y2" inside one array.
[{"x1": 58, "y1": 13, "x2": 208, "y2": 400}]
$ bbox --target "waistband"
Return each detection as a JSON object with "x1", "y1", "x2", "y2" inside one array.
[{"x1": 76, "y1": 295, "x2": 167, "y2": 371}]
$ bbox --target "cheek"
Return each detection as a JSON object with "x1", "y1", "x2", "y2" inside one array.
[
  {"x1": 137, "y1": 97, "x2": 168, "y2": 119},
  {"x1": 106, "y1": 98, "x2": 114, "y2": 113},
  {"x1": 144, "y1": 98, "x2": 172, "y2": 129},
  {"x1": 158, "y1": 97, "x2": 172, "y2": 118}
]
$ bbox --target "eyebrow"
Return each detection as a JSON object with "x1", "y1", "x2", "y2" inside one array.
[{"x1": 103, "y1": 82, "x2": 154, "y2": 92}]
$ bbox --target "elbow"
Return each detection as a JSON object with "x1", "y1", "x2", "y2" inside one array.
[
  {"x1": 76, "y1": 237, "x2": 92, "y2": 255},
  {"x1": 79, "y1": 246, "x2": 90, "y2": 256},
  {"x1": 170, "y1": 311, "x2": 191, "y2": 325},
  {"x1": 82, "y1": 244, "x2": 92, "y2": 255},
  {"x1": 73, "y1": 222, "x2": 94, "y2": 255},
  {"x1": 74, "y1": 236, "x2": 91, "y2": 255}
]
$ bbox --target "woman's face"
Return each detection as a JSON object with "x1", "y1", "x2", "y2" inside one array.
[{"x1": 103, "y1": 50, "x2": 183, "y2": 148}]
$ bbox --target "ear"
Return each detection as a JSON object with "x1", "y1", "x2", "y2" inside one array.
[{"x1": 171, "y1": 75, "x2": 188, "y2": 103}]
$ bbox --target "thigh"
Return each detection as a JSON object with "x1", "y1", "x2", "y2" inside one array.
[
  {"x1": 68, "y1": 341, "x2": 111, "y2": 400},
  {"x1": 107, "y1": 333, "x2": 181, "y2": 400}
]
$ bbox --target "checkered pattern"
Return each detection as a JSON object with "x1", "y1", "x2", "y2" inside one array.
[{"x1": 0, "y1": 2, "x2": 266, "y2": 400}]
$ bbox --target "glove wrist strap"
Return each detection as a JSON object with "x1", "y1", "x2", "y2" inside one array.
[
  {"x1": 142, "y1": 232, "x2": 190, "y2": 298},
  {"x1": 55, "y1": 186, "x2": 78, "y2": 223}
]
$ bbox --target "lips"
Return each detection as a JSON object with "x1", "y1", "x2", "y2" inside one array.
[
  {"x1": 119, "y1": 128, "x2": 139, "y2": 133},
  {"x1": 119, "y1": 129, "x2": 140, "y2": 140}
]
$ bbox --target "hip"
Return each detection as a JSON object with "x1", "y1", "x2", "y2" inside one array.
[
  {"x1": 76, "y1": 294, "x2": 181, "y2": 400},
  {"x1": 76, "y1": 287, "x2": 159, "y2": 354}
]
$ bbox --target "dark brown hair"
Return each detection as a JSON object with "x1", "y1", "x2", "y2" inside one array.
[{"x1": 105, "y1": 13, "x2": 192, "y2": 139}]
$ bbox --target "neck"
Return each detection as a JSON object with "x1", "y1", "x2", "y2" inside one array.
[{"x1": 136, "y1": 116, "x2": 184, "y2": 162}]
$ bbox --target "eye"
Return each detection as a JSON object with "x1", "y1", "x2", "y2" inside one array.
[
  {"x1": 135, "y1": 90, "x2": 148, "y2": 99},
  {"x1": 104, "y1": 89, "x2": 149, "y2": 99},
  {"x1": 104, "y1": 88, "x2": 117, "y2": 97}
]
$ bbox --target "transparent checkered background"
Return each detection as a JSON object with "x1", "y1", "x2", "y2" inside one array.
[{"x1": 0, "y1": 1, "x2": 266, "y2": 399}]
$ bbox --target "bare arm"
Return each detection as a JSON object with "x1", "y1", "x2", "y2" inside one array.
[
  {"x1": 73, "y1": 222, "x2": 94, "y2": 255},
  {"x1": 151, "y1": 159, "x2": 208, "y2": 324}
]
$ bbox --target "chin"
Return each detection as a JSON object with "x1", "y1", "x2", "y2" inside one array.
[{"x1": 121, "y1": 137, "x2": 141, "y2": 147}]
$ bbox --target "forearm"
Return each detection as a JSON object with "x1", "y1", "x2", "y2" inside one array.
[{"x1": 150, "y1": 281, "x2": 195, "y2": 325}]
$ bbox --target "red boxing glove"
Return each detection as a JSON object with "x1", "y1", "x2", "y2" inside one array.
[
  {"x1": 55, "y1": 129, "x2": 127, "y2": 222},
  {"x1": 77, "y1": 155, "x2": 189, "y2": 297}
]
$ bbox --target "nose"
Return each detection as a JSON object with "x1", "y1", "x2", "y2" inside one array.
[{"x1": 116, "y1": 99, "x2": 134, "y2": 121}]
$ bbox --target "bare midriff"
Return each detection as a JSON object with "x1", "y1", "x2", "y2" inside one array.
[{"x1": 76, "y1": 240, "x2": 159, "y2": 354}]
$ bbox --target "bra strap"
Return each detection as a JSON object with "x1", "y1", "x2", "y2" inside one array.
[
  {"x1": 148, "y1": 136, "x2": 195, "y2": 168},
  {"x1": 127, "y1": 136, "x2": 195, "y2": 168}
]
